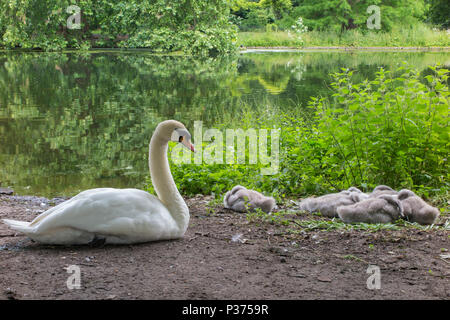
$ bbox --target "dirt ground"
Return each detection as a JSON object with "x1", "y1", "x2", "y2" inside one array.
[{"x1": 0, "y1": 193, "x2": 448, "y2": 300}]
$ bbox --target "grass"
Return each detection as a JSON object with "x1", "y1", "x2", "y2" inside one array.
[
  {"x1": 245, "y1": 206, "x2": 450, "y2": 233},
  {"x1": 238, "y1": 31, "x2": 305, "y2": 47},
  {"x1": 237, "y1": 25, "x2": 450, "y2": 48}
]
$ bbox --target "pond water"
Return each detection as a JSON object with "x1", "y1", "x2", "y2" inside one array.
[{"x1": 0, "y1": 50, "x2": 448, "y2": 197}]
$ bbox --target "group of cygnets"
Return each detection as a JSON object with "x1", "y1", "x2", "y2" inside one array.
[{"x1": 223, "y1": 185, "x2": 440, "y2": 225}]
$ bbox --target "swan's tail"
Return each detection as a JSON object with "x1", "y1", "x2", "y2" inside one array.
[{"x1": 2, "y1": 219, "x2": 33, "y2": 234}]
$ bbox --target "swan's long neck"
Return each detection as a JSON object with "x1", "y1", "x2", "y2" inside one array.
[{"x1": 149, "y1": 133, "x2": 189, "y2": 233}]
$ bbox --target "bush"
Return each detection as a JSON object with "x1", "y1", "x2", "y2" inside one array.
[
  {"x1": 292, "y1": 64, "x2": 449, "y2": 195},
  {"x1": 239, "y1": 9, "x2": 274, "y2": 31},
  {"x1": 156, "y1": 65, "x2": 449, "y2": 200}
]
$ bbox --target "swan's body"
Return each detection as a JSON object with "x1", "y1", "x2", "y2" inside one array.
[
  {"x1": 224, "y1": 185, "x2": 276, "y2": 213},
  {"x1": 299, "y1": 187, "x2": 368, "y2": 218},
  {"x1": 396, "y1": 189, "x2": 440, "y2": 225},
  {"x1": 337, "y1": 194, "x2": 403, "y2": 224},
  {"x1": 3, "y1": 120, "x2": 194, "y2": 245}
]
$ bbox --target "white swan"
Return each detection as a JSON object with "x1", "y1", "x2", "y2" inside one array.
[{"x1": 2, "y1": 120, "x2": 194, "y2": 245}]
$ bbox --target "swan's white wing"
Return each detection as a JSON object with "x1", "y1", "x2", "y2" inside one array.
[{"x1": 31, "y1": 188, "x2": 178, "y2": 240}]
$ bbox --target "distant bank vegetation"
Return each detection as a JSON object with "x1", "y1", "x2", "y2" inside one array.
[{"x1": 0, "y1": 1, "x2": 449, "y2": 54}]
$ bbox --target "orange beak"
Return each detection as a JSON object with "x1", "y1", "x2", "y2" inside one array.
[{"x1": 181, "y1": 138, "x2": 195, "y2": 153}]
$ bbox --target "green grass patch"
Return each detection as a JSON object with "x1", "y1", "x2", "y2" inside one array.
[
  {"x1": 245, "y1": 208, "x2": 449, "y2": 233},
  {"x1": 238, "y1": 25, "x2": 450, "y2": 47}
]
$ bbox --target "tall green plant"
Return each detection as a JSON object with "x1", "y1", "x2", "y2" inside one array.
[
  {"x1": 306, "y1": 65, "x2": 449, "y2": 192},
  {"x1": 164, "y1": 64, "x2": 449, "y2": 199}
]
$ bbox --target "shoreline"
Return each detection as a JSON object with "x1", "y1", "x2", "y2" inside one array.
[
  {"x1": 240, "y1": 46, "x2": 450, "y2": 52},
  {"x1": 1, "y1": 46, "x2": 449, "y2": 54}
]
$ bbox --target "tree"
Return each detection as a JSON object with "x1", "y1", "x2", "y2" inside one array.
[
  {"x1": 293, "y1": 0, "x2": 427, "y2": 31},
  {"x1": 231, "y1": 0, "x2": 292, "y2": 21},
  {"x1": 426, "y1": 0, "x2": 450, "y2": 28},
  {"x1": 0, "y1": 0, "x2": 237, "y2": 56},
  {"x1": 259, "y1": 0, "x2": 292, "y2": 20}
]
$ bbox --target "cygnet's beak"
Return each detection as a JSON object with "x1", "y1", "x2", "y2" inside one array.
[{"x1": 181, "y1": 138, "x2": 195, "y2": 153}]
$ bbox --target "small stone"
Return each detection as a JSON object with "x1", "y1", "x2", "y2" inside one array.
[
  {"x1": 317, "y1": 276, "x2": 332, "y2": 283},
  {"x1": 290, "y1": 273, "x2": 306, "y2": 278}
]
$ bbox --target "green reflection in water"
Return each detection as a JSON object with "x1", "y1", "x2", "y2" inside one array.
[{"x1": 0, "y1": 50, "x2": 448, "y2": 197}]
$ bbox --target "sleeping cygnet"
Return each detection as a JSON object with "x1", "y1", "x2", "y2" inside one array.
[
  {"x1": 299, "y1": 187, "x2": 369, "y2": 218},
  {"x1": 223, "y1": 185, "x2": 276, "y2": 213},
  {"x1": 397, "y1": 189, "x2": 440, "y2": 225},
  {"x1": 337, "y1": 194, "x2": 404, "y2": 224},
  {"x1": 369, "y1": 185, "x2": 398, "y2": 198}
]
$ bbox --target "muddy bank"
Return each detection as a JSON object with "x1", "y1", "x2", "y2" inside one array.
[{"x1": 0, "y1": 194, "x2": 448, "y2": 300}]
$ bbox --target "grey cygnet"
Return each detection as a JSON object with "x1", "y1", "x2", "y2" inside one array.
[
  {"x1": 396, "y1": 189, "x2": 440, "y2": 225},
  {"x1": 337, "y1": 194, "x2": 404, "y2": 224},
  {"x1": 299, "y1": 187, "x2": 369, "y2": 218},
  {"x1": 224, "y1": 185, "x2": 276, "y2": 213}
]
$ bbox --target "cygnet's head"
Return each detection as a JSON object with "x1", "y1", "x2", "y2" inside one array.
[
  {"x1": 397, "y1": 189, "x2": 416, "y2": 200},
  {"x1": 347, "y1": 187, "x2": 363, "y2": 193},
  {"x1": 373, "y1": 185, "x2": 395, "y2": 192}
]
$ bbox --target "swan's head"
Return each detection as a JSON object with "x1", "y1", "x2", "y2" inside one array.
[{"x1": 155, "y1": 120, "x2": 195, "y2": 152}]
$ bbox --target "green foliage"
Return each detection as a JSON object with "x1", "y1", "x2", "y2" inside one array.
[
  {"x1": 164, "y1": 64, "x2": 449, "y2": 200},
  {"x1": 292, "y1": 0, "x2": 352, "y2": 31},
  {"x1": 259, "y1": 0, "x2": 292, "y2": 20},
  {"x1": 237, "y1": 24, "x2": 450, "y2": 47},
  {"x1": 1, "y1": 51, "x2": 448, "y2": 201},
  {"x1": 233, "y1": 8, "x2": 274, "y2": 31},
  {"x1": 306, "y1": 64, "x2": 449, "y2": 192},
  {"x1": 0, "y1": 0, "x2": 237, "y2": 56},
  {"x1": 286, "y1": 17, "x2": 308, "y2": 45},
  {"x1": 232, "y1": 0, "x2": 430, "y2": 32},
  {"x1": 245, "y1": 207, "x2": 449, "y2": 232},
  {"x1": 425, "y1": 0, "x2": 450, "y2": 28},
  {"x1": 237, "y1": 31, "x2": 305, "y2": 46},
  {"x1": 265, "y1": 23, "x2": 278, "y2": 33}
]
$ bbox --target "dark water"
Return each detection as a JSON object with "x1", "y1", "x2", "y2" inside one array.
[{"x1": 0, "y1": 50, "x2": 448, "y2": 197}]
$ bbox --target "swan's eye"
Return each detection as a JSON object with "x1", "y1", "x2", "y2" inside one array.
[{"x1": 179, "y1": 136, "x2": 183, "y2": 143}]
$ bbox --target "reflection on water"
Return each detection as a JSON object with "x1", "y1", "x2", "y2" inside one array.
[{"x1": 0, "y1": 50, "x2": 448, "y2": 197}]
